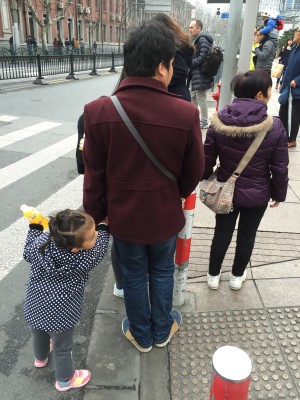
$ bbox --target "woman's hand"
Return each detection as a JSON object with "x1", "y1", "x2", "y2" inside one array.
[
  {"x1": 290, "y1": 80, "x2": 297, "y2": 88},
  {"x1": 270, "y1": 201, "x2": 280, "y2": 208}
]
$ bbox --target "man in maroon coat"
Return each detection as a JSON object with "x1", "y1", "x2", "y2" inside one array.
[{"x1": 83, "y1": 22, "x2": 204, "y2": 352}]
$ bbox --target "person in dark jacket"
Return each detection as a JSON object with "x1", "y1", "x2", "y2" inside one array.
[
  {"x1": 83, "y1": 22, "x2": 204, "y2": 352},
  {"x1": 203, "y1": 70, "x2": 288, "y2": 291},
  {"x1": 189, "y1": 19, "x2": 214, "y2": 129},
  {"x1": 151, "y1": 13, "x2": 194, "y2": 101},
  {"x1": 253, "y1": 32, "x2": 276, "y2": 74},
  {"x1": 275, "y1": 38, "x2": 293, "y2": 89},
  {"x1": 279, "y1": 27, "x2": 300, "y2": 148}
]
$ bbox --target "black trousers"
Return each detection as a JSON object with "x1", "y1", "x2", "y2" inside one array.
[
  {"x1": 279, "y1": 98, "x2": 300, "y2": 142},
  {"x1": 209, "y1": 204, "x2": 268, "y2": 277}
]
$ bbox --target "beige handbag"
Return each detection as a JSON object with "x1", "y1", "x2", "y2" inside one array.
[
  {"x1": 271, "y1": 63, "x2": 284, "y2": 79},
  {"x1": 199, "y1": 124, "x2": 270, "y2": 214}
]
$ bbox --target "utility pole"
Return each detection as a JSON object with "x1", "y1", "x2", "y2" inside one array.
[
  {"x1": 238, "y1": 0, "x2": 260, "y2": 73},
  {"x1": 218, "y1": 0, "x2": 244, "y2": 110}
]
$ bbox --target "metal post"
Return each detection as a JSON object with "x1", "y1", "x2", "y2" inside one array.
[
  {"x1": 33, "y1": 53, "x2": 48, "y2": 85},
  {"x1": 218, "y1": 0, "x2": 244, "y2": 110},
  {"x1": 108, "y1": 52, "x2": 117, "y2": 72},
  {"x1": 66, "y1": 52, "x2": 78, "y2": 79},
  {"x1": 238, "y1": 0, "x2": 260, "y2": 73},
  {"x1": 209, "y1": 346, "x2": 252, "y2": 400},
  {"x1": 173, "y1": 190, "x2": 197, "y2": 307},
  {"x1": 89, "y1": 52, "x2": 99, "y2": 75}
]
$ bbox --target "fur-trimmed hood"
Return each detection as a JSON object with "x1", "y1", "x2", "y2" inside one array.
[{"x1": 211, "y1": 98, "x2": 273, "y2": 138}]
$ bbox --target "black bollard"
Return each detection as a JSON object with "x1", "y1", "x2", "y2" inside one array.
[
  {"x1": 89, "y1": 52, "x2": 98, "y2": 76},
  {"x1": 108, "y1": 52, "x2": 117, "y2": 73},
  {"x1": 33, "y1": 53, "x2": 48, "y2": 85},
  {"x1": 66, "y1": 53, "x2": 78, "y2": 80}
]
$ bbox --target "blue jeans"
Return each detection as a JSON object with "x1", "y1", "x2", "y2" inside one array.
[{"x1": 114, "y1": 235, "x2": 177, "y2": 347}]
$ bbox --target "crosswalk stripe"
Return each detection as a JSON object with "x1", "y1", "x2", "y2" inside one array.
[
  {"x1": 0, "y1": 115, "x2": 20, "y2": 122},
  {"x1": 0, "y1": 121, "x2": 61, "y2": 149},
  {"x1": 0, "y1": 134, "x2": 76, "y2": 190},
  {"x1": 0, "y1": 175, "x2": 83, "y2": 281}
]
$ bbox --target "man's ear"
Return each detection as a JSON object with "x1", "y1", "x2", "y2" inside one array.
[
  {"x1": 155, "y1": 62, "x2": 165, "y2": 78},
  {"x1": 255, "y1": 91, "x2": 263, "y2": 100}
]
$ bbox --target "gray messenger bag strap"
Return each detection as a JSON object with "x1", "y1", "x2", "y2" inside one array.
[{"x1": 111, "y1": 95, "x2": 177, "y2": 184}]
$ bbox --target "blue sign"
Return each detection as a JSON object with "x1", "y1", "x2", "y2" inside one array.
[{"x1": 221, "y1": 12, "x2": 229, "y2": 18}]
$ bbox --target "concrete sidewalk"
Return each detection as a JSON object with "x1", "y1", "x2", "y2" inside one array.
[{"x1": 83, "y1": 83, "x2": 300, "y2": 400}]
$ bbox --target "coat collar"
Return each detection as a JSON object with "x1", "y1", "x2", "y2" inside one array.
[
  {"x1": 210, "y1": 112, "x2": 273, "y2": 138},
  {"x1": 116, "y1": 76, "x2": 180, "y2": 99}
]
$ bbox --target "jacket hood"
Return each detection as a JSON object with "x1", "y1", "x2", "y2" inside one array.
[
  {"x1": 193, "y1": 32, "x2": 213, "y2": 45},
  {"x1": 211, "y1": 98, "x2": 273, "y2": 138}
]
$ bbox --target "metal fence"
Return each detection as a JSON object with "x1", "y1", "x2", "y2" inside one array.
[{"x1": 0, "y1": 52, "x2": 123, "y2": 81}]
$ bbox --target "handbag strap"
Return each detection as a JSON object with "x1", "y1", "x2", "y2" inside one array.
[
  {"x1": 234, "y1": 117, "x2": 272, "y2": 176},
  {"x1": 111, "y1": 95, "x2": 177, "y2": 183}
]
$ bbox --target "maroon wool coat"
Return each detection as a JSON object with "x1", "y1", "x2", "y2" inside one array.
[{"x1": 83, "y1": 77, "x2": 204, "y2": 244}]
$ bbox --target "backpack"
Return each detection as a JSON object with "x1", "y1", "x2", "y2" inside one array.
[
  {"x1": 76, "y1": 112, "x2": 85, "y2": 174},
  {"x1": 275, "y1": 16, "x2": 284, "y2": 31},
  {"x1": 200, "y1": 45, "x2": 223, "y2": 77}
]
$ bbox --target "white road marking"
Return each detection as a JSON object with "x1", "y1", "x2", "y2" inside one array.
[
  {"x1": 0, "y1": 121, "x2": 61, "y2": 149},
  {"x1": 0, "y1": 134, "x2": 76, "y2": 190},
  {"x1": 0, "y1": 175, "x2": 84, "y2": 281}
]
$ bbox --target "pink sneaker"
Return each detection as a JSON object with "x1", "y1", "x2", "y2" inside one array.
[
  {"x1": 34, "y1": 358, "x2": 48, "y2": 368},
  {"x1": 55, "y1": 369, "x2": 91, "y2": 392}
]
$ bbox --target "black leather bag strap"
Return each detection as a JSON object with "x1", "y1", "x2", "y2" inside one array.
[{"x1": 111, "y1": 95, "x2": 177, "y2": 184}]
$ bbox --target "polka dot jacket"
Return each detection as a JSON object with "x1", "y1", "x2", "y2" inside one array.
[{"x1": 23, "y1": 224, "x2": 109, "y2": 332}]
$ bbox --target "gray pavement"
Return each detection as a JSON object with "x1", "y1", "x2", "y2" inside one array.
[{"x1": 83, "y1": 83, "x2": 300, "y2": 400}]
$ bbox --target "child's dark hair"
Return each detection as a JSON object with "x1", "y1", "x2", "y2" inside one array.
[
  {"x1": 40, "y1": 209, "x2": 94, "y2": 254},
  {"x1": 231, "y1": 70, "x2": 272, "y2": 99}
]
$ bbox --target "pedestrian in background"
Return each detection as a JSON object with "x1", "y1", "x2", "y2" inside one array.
[
  {"x1": 93, "y1": 41, "x2": 97, "y2": 54},
  {"x1": 26, "y1": 35, "x2": 33, "y2": 55},
  {"x1": 65, "y1": 37, "x2": 70, "y2": 54},
  {"x1": 279, "y1": 28, "x2": 300, "y2": 148},
  {"x1": 9, "y1": 36, "x2": 14, "y2": 54},
  {"x1": 253, "y1": 32, "x2": 276, "y2": 74},
  {"x1": 80, "y1": 38, "x2": 85, "y2": 54},
  {"x1": 83, "y1": 22, "x2": 204, "y2": 352},
  {"x1": 151, "y1": 13, "x2": 194, "y2": 101},
  {"x1": 188, "y1": 19, "x2": 214, "y2": 129},
  {"x1": 203, "y1": 70, "x2": 288, "y2": 291},
  {"x1": 249, "y1": 32, "x2": 259, "y2": 70},
  {"x1": 276, "y1": 38, "x2": 293, "y2": 89},
  {"x1": 23, "y1": 209, "x2": 109, "y2": 391}
]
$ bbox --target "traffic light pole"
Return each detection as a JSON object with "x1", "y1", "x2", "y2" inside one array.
[
  {"x1": 238, "y1": 0, "x2": 260, "y2": 73},
  {"x1": 218, "y1": 0, "x2": 244, "y2": 110}
]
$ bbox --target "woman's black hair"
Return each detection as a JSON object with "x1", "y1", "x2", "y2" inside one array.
[
  {"x1": 39, "y1": 209, "x2": 93, "y2": 254},
  {"x1": 231, "y1": 69, "x2": 272, "y2": 99}
]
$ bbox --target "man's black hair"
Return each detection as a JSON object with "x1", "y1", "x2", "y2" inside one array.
[
  {"x1": 231, "y1": 70, "x2": 272, "y2": 99},
  {"x1": 195, "y1": 20, "x2": 203, "y2": 30},
  {"x1": 123, "y1": 21, "x2": 176, "y2": 77}
]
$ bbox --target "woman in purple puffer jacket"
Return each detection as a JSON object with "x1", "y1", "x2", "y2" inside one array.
[{"x1": 203, "y1": 70, "x2": 288, "y2": 291}]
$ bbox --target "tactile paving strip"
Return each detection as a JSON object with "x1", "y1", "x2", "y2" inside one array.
[{"x1": 169, "y1": 309, "x2": 300, "y2": 400}]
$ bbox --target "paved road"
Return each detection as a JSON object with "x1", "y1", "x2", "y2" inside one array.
[{"x1": 0, "y1": 72, "x2": 120, "y2": 400}]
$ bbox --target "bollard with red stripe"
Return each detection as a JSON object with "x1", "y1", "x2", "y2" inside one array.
[
  {"x1": 173, "y1": 190, "x2": 197, "y2": 307},
  {"x1": 209, "y1": 346, "x2": 252, "y2": 400}
]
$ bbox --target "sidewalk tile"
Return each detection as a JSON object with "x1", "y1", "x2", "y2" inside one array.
[
  {"x1": 256, "y1": 278, "x2": 300, "y2": 308},
  {"x1": 252, "y1": 260, "x2": 300, "y2": 279}
]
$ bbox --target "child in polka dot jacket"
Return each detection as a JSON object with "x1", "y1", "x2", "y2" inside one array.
[{"x1": 23, "y1": 209, "x2": 109, "y2": 392}]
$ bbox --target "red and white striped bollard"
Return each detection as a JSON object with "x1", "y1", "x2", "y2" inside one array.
[{"x1": 173, "y1": 189, "x2": 197, "y2": 307}]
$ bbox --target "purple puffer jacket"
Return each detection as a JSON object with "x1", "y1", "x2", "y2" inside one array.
[{"x1": 203, "y1": 98, "x2": 289, "y2": 207}]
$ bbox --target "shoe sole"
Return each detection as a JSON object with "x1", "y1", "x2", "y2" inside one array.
[
  {"x1": 55, "y1": 372, "x2": 91, "y2": 392},
  {"x1": 155, "y1": 312, "x2": 182, "y2": 347},
  {"x1": 113, "y1": 291, "x2": 124, "y2": 298},
  {"x1": 208, "y1": 285, "x2": 219, "y2": 290},
  {"x1": 122, "y1": 319, "x2": 152, "y2": 352}
]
